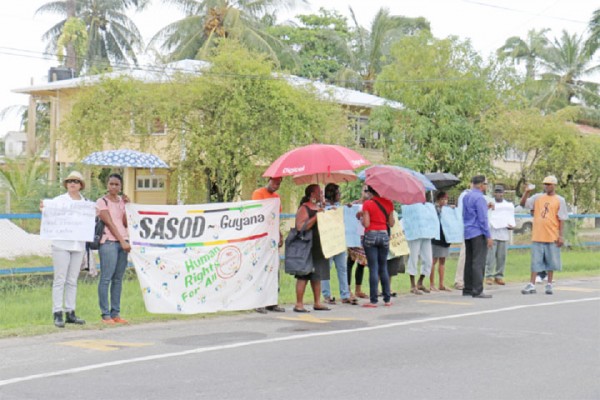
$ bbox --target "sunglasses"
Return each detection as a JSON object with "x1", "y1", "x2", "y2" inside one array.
[{"x1": 66, "y1": 179, "x2": 81, "y2": 184}]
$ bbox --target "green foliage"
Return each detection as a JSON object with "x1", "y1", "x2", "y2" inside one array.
[
  {"x1": 0, "y1": 157, "x2": 51, "y2": 213},
  {"x1": 61, "y1": 41, "x2": 350, "y2": 203},
  {"x1": 57, "y1": 17, "x2": 88, "y2": 71},
  {"x1": 373, "y1": 33, "x2": 516, "y2": 179},
  {"x1": 268, "y1": 8, "x2": 352, "y2": 81},
  {"x1": 482, "y1": 107, "x2": 600, "y2": 211}
]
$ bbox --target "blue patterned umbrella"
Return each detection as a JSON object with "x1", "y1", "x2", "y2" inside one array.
[{"x1": 82, "y1": 149, "x2": 169, "y2": 169}]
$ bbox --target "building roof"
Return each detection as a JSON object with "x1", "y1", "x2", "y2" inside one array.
[{"x1": 12, "y1": 60, "x2": 403, "y2": 110}]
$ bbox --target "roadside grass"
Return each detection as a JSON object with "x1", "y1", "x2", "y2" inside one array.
[{"x1": 1, "y1": 247, "x2": 598, "y2": 338}]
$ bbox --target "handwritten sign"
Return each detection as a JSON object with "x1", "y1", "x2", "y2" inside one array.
[
  {"x1": 317, "y1": 207, "x2": 346, "y2": 258},
  {"x1": 127, "y1": 199, "x2": 280, "y2": 314},
  {"x1": 389, "y1": 214, "x2": 409, "y2": 257},
  {"x1": 489, "y1": 201, "x2": 516, "y2": 229},
  {"x1": 440, "y1": 206, "x2": 464, "y2": 244},
  {"x1": 401, "y1": 203, "x2": 440, "y2": 241},
  {"x1": 343, "y1": 204, "x2": 364, "y2": 247},
  {"x1": 40, "y1": 199, "x2": 96, "y2": 241}
]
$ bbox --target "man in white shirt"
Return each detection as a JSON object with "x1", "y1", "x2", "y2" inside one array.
[{"x1": 485, "y1": 185, "x2": 514, "y2": 285}]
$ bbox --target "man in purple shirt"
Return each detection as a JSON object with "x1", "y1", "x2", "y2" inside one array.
[{"x1": 462, "y1": 175, "x2": 494, "y2": 298}]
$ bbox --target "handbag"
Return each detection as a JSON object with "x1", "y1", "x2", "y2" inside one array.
[
  {"x1": 284, "y1": 218, "x2": 314, "y2": 276},
  {"x1": 86, "y1": 197, "x2": 108, "y2": 251}
]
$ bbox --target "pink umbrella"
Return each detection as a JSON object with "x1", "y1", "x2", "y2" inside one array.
[
  {"x1": 365, "y1": 165, "x2": 426, "y2": 204},
  {"x1": 292, "y1": 170, "x2": 357, "y2": 185},
  {"x1": 263, "y1": 144, "x2": 370, "y2": 178}
]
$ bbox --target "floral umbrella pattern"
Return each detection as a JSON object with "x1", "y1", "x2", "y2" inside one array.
[{"x1": 82, "y1": 149, "x2": 169, "y2": 169}]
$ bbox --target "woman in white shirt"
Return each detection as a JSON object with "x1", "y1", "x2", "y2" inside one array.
[{"x1": 48, "y1": 171, "x2": 87, "y2": 327}]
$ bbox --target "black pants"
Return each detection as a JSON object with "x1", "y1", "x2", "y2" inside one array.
[
  {"x1": 347, "y1": 257, "x2": 365, "y2": 286},
  {"x1": 464, "y1": 235, "x2": 488, "y2": 296}
]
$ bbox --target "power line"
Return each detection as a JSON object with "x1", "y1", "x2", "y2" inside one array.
[{"x1": 461, "y1": 0, "x2": 589, "y2": 25}]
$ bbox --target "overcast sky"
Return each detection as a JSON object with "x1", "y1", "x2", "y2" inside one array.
[{"x1": 0, "y1": 0, "x2": 597, "y2": 137}]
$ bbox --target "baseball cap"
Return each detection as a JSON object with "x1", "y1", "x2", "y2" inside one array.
[
  {"x1": 542, "y1": 175, "x2": 558, "y2": 185},
  {"x1": 494, "y1": 185, "x2": 504, "y2": 193}
]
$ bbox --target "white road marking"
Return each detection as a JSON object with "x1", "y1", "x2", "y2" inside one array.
[{"x1": 1, "y1": 297, "x2": 598, "y2": 387}]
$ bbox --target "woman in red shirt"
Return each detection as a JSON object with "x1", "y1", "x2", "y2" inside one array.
[{"x1": 360, "y1": 186, "x2": 395, "y2": 307}]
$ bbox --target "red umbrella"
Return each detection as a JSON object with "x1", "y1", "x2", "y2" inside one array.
[
  {"x1": 365, "y1": 165, "x2": 426, "y2": 204},
  {"x1": 262, "y1": 144, "x2": 370, "y2": 178}
]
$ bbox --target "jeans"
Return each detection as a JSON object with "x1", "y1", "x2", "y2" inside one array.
[
  {"x1": 485, "y1": 239, "x2": 507, "y2": 278},
  {"x1": 52, "y1": 247, "x2": 85, "y2": 312},
  {"x1": 98, "y1": 241, "x2": 129, "y2": 318},
  {"x1": 363, "y1": 230, "x2": 390, "y2": 304},
  {"x1": 464, "y1": 235, "x2": 488, "y2": 296},
  {"x1": 322, "y1": 251, "x2": 350, "y2": 300}
]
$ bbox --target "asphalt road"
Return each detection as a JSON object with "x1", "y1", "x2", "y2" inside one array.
[{"x1": 1, "y1": 278, "x2": 599, "y2": 400}]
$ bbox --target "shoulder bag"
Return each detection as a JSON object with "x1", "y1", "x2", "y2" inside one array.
[{"x1": 284, "y1": 207, "x2": 314, "y2": 276}]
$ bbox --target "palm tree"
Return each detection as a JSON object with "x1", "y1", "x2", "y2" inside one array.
[
  {"x1": 150, "y1": 0, "x2": 306, "y2": 65},
  {"x1": 348, "y1": 7, "x2": 430, "y2": 93},
  {"x1": 536, "y1": 30, "x2": 600, "y2": 110},
  {"x1": 586, "y1": 8, "x2": 600, "y2": 55},
  {"x1": 36, "y1": 0, "x2": 145, "y2": 73},
  {"x1": 497, "y1": 28, "x2": 550, "y2": 79}
]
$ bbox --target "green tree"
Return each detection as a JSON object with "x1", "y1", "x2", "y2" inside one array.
[
  {"x1": 585, "y1": 8, "x2": 600, "y2": 55},
  {"x1": 267, "y1": 8, "x2": 353, "y2": 82},
  {"x1": 36, "y1": 0, "x2": 144, "y2": 73},
  {"x1": 535, "y1": 30, "x2": 600, "y2": 110},
  {"x1": 348, "y1": 7, "x2": 430, "y2": 92},
  {"x1": 0, "y1": 157, "x2": 50, "y2": 213},
  {"x1": 150, "y1": 0, "x2": 305, "y2": 67},
  {"x1": 61, "y1": 41, "x2": 350, "y2": 203},
  {"x1": 496, "y1": 28, "x2": 550, "y2": 79},
  {"x1": 373, "y1": 32, "x2": 516, "y2": 179}
]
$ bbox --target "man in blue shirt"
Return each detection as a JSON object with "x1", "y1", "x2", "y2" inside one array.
[{"x1": 462, "y1": 175, "x2": 494, "y2": 298}]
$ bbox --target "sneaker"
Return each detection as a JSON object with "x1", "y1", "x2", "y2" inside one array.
[
  {"x1": 521, "y1": 283, "x2": 536, "y2": 295},
  {"x1": 545, "y1": 284, "x2": 553, "y2": 295},
  {"x1": 494, "y1": 278, "x2": 506, "y2": 285},
  {"x1": 101, "y1": 317, "x2": 115, "y2": 325},
  {"x1": 254, "y1": 307, "x2": 268, "y2": 314},
  {"x1": 485, "y1": 278, "x2": 494, "y2": 285},
  {"x1": 535, "y1": 275, "x2": 543, "y2": 284},
  {"x1": 266, "y1": 305, "x2": 285, "y2": 312},
  {"x1": 112, "y1": 316, "x2": 129, "y2": 324}
]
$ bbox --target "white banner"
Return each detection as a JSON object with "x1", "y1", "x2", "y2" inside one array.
[
  {"x1": 127, "y1": 199, "x2": 281, "y2": 314},
  {"x1": 40, "y1": 199, "x2": 96, "y2": 241}
]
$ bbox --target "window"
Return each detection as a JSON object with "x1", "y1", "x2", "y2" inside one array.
[
  {"x1": 136, "y1": 175, "x2": 166, "y2": 191},
  {"x1": 131, "y1": 116, "x2": 167, "y2": 136},
  {"x1": 504, "y1": 148, "x2": 527, "y2": 162},
  {"x1": 348, "y1": 115, "x2": 375, "y2": 148}
]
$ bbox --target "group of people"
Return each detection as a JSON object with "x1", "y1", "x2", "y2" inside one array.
[
  {"x1": 254, "y1": 172, "x2": 569, "y2": 312},
  {"x1": 48, "y1": 171, "x2": 568, "y2": 326},
  {"x1": 47, "y1": 171, "x2": 130, "y2": 327}
]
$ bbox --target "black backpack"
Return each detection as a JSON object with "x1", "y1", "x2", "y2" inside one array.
[{"x1": 86, "y1": 197, "x2": 108, "y2": 251}]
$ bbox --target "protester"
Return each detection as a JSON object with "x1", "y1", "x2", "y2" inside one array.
[
  {"x1": 359, "y1": 185, "x2": 395, "y2": 308},
  {"x1": 430, "y1": 191, "x2": 452, "y2": 291},
  {"x1": 321, "y1": 183, "x2": 356, "y2": 305},
  {"x1": 251, "y1": 177, "x2": 285, "y2": 313},
  {"x1": 346, "y1": 184, "x2": 371, "y2": 299},
  {"x1": 520, "y1": 176, "x2": 568, "y2": 295},
  {"x1": 44, "y1": 171, "x2": 88, "y2": 328},
  {"x1": 293, "y1": 184, "x2": 331, "y2": 312},
  {"x1": 402, "y1": 201, "x2": 438, "y2": 295},
  {"x1": 485, "y1": 185, "x2": 514, "y2": 285},
  {"x1": 97, "y1": 173, "x2": 131, "y2": 324},
  {"x1": 462, "y1": 175, "x2": 493, "y2": 298}
]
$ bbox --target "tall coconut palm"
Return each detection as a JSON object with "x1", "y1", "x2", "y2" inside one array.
[
  {"x1": 586, "y1": 8, "x2": 600, "y2": 55},
  {"x1": 496, "y1": 28, "x2": 550, "y2": 79},
  {"x1": 150, "y1": 0, "x2": 306, "y2": 66},
  {"x1": 348, "y1": 7, "x2": 430, "y2": 93},
  {"x1": 36, "y1": 0, "x2": 145, "y2": 73},
  {"x1": 536, "y1": 30, "x2": 600, "y2": 110}
]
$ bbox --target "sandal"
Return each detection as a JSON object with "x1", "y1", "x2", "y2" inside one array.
[
  {"x1": 293, "y1": 307, "x2": 309, "y2": 313},
  {"x1": 410, "y1": 287, "x2": 423, "y2": 295},
  {"x1": 313, "y1": 305, "x2": 331, "y2": 311},
  {"x1": 342, "y1": 298, "x2": 359, "y2": 305},
  {"x1": 356, "y1": 292, "x2": 369, "y2": 299},
  {"x1": 439, "y1": 286, "x2": 452, "y2": 291},
  {"x1": 391, "y1": 292, "x2": 398, "y2": 297},
  {"x1": 417, "y1": 285, "x2": 430, "y2": 293},
  {"x1": 323, "y1": 296, "x2": 337, "y2": 305}
]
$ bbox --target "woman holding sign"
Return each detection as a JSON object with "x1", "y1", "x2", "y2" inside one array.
[
  {"x1": 45, "y1": 171, "x2": 88, "y2": 328},
  {"x1": 293, "y1": 184, "x2": 331, "y2": 312},
  {"x1": 97, "y1": 173, "x2": 131, "y2": 325}
]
